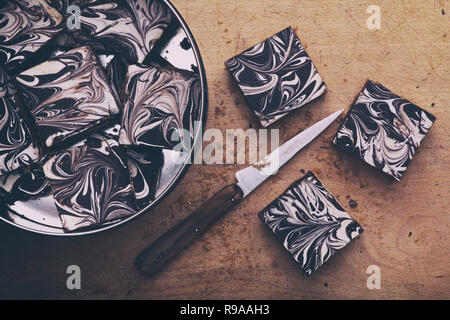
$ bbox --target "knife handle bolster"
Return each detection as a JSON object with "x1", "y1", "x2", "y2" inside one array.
[{"x1": 136, "y1": 183, "x2": 243, "y2": 277}]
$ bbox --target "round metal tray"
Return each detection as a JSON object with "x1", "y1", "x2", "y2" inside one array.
[{"x1": 0, "y1": 0, "x2": 208, "y2": 236}]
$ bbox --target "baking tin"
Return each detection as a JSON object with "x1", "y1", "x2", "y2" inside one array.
[{"x1": 0, "y1": 0, "x2": 208, "y2": 236}]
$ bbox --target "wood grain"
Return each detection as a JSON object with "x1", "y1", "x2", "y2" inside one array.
[
  {"x1": 0, "y1": 0, "x2": 449, "y2": 299},
  {"x1": 136, "y1": 184, "x2": 243, "y2": 277}
]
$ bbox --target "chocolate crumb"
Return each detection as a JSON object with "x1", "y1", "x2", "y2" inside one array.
[
  {"x1": 324, "y1": 282, "x2": 328, "y2": 287},
  {"x1": 443, "y1": 9, "x2": 446, "y2": 15},
  {"x1": 431, "y1": 103, "x2": 436, "y2": 107},
  {"x1": 180, "y1": 37, "x2": 191, "y2": 50},
  {"x1": 300, "y1": 169, "x2": 306, "y2": 174},
  {"x1": 408, "y1": 232, "x2": 412, "y2": 237},
  {"x1": 349, "y1": 199, "x2": 358, "y2": 208}
]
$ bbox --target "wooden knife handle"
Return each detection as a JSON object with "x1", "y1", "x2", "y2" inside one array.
[{"x1": 136, "y1": 183, "x2": 244, "y2": 277}]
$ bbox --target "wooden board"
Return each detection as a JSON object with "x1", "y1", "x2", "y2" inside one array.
[{"x1": 0, "y1": 0, "x2": 449, "y2": 299}]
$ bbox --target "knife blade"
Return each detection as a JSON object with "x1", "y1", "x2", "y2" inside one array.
[
  {"x1": 236, "y1": 109, "x2": 344, "y2": 197},
  {"x1": 136, "y1": 109, "x2": 344, "y2": 276}
]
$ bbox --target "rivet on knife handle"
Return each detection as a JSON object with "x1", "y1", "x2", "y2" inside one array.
[{"x1": 135, "y1": 183, "x2": 243, "y2": 277}]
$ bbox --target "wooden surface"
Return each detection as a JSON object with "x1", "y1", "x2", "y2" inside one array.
[{"x1": 0, "y1": 0, "x2": 449, "y2": 299}]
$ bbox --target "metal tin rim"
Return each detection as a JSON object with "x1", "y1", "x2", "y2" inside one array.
[{"x1": 0, "y1": 0, "x2": 208, "y2": 237}]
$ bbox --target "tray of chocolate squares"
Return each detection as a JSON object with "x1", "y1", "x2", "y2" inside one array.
[{"x1": 0, "y1": 0, "x2": 208, "y2": 235}]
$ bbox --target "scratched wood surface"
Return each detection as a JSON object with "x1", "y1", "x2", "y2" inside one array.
[{"x1": 0, "y1": 0, "x2": 449, "y2": 300}]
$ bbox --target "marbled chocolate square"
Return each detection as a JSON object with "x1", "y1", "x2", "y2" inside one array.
[
  {"x1": 119, "y1": 63, "x2": 201, "y2": 149},
  {"x1": 78, "y1": 0, "x2": 171, "y2": 64},
  {"x1": 259, "y1": 172, "x2": 363, "y2": 276},
  {"x1": 225, "y1": 26, "x2": 327, "y2": 127},
  {"x1": 0, "y1": 0, "x2": 64, "y2": 73},
  {"x1": 43, "y1": 135, "x2": 137, "y2": 232},
  {"x1": 332, "y1": 80, "x2": 436, "y2": 181},
  {"x1": 0, "y1": 166, "x2": 50, "y2": 204},
  {"x1": 16, "y1": 45, "x2": 121, "y2": 150},
  {"x1": 0, "y1": 67, "x2": 39, "y2": 175}
]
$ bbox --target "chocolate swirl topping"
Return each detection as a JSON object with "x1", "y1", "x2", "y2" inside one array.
[
  {"x1": 43, "y1": 137, "x2": 137, "y2": 232},
  {"x1": 226, "y1": 26, "x2": 327, "y2": 127},
  {"x1": 259, "y1": 172, "x2": 363, "y2": 276},
  {"x1": 333, "y1": 80, "x2": 436, "y2": 181},
  {"x1": 0, "y1": 166, "x2": 50, "y2": 204},
  {"x1": 124, "y1": 145, "x2": 164, "y2": 210},
  {"x1": 0, "y1": 67, "x2": 39, "y2": 175},
  {"x1": 78, "y1": 0, "x2": 171, "y2": 64},
  {"x1": 16, "y1": 45, "x2": 121, "y2": 150},
  {"x1": 119, "y1": 64, "x2": 201, "y2": 149},
  {"x1": 0, "y1": 0, "x2": 63, "y2": 73}
]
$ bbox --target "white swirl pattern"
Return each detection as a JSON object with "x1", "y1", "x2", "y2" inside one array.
[
  {"x1": 0, "y1": 67, "x2": 39, "y2": 175},
  {"x1": 225, "y1": 26, "x2": 327, "y2": 127},
  {"x1": 0, "y1": 0, "x2": 63, "y2": 72},
  {"x1": 43, "y1": 137, "x2": 137, "y2": 232},
  {"x1": 332, "y1": 80, "x2": 436, "y2": 181},
  {"x1": 119, "y1": 64, "x2": 201, "y2": 149},
  {"x1": 78, "y1": 0, "x2": 171, "y2": 64},
  {"x1": 16, "y1": 45, "x2": 121, "y2": 149},
  {"x1": 259, "y1": 172, "x2": 363, "y2": 276},
  {"x1": 0, "y1": 166, "x2": 50, "y2": 204},
  {"x1": 124, "y1": 146, "x2": 164, "y2": 209}
]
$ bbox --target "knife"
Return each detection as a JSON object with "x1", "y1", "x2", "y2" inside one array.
[{"x1": 135, "y1": 109, "x2": 344, "y2": 276}]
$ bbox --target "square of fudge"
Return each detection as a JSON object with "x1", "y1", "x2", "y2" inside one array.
[
  {"x1": 41, "y1": 38, "x2": 127, "y2": 102},
  {"x1": 225, "y1": 26, "x2": 327, "y2": 127},
  {"x1": 77, "y1": 0, "x2": 172, "y2": 64},
  {"x1": 332, "y1": 80, "x2": 436, "y2": 181},
  {"x1": 43, "y1": 135, "x2": 137, "y2": 232},
  {"x1": 15, "y1": 45, "x2": 121, "y2": 151},
  {"x1": 258, "y1": 171, "x2": 363, "y2": 276},
  {"x1": 119, "y1": 63, "x2": 201, "y2": 149},
  {"x1": 0, "y1": 0, "x2": 64, "y2": 73},
  {"x1": 0, "y1": 67, "x2": 40, "y2": 175},
  {"x1": 124, "y1": 145, "x2": 164, "y2": 210}
]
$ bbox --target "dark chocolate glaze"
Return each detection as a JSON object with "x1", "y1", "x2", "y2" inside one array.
[
  {"x1": 98, "y1": 54, "x2": 128, "y2": 103},
  {"x1": 225, "y1": 26, "x2": 327, "y2": 127},
  {"x1": 332, "y1": 80, "x2": 436, "y2": 181},
  {"x1": 0, "y1": 0, "x2": 64, "y2": 73},
  {"x1": 16, "y1": 45, "x2": 121, "y2": 150},
  {"x1": 0, "y1": 166, "x2": 50, "y2": 204},
  {"x1": 43, "y1": 136, "x2": 137, "y2": 232},
  {"x1": 259, "y1": 172, "x2": 363, "y2": 276},
  {"x1": 77, "y1": 0, "x2": 171, "y2": 64},
  {"x1": 119, "y1": 63, "x2": 201, "y2": 149},
  {"x1": 124, "y1": 145, "x2": 164, "y2": 210},
  {"x1": 0, "y1": 67, "x2": 39, "y2": 175}
]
